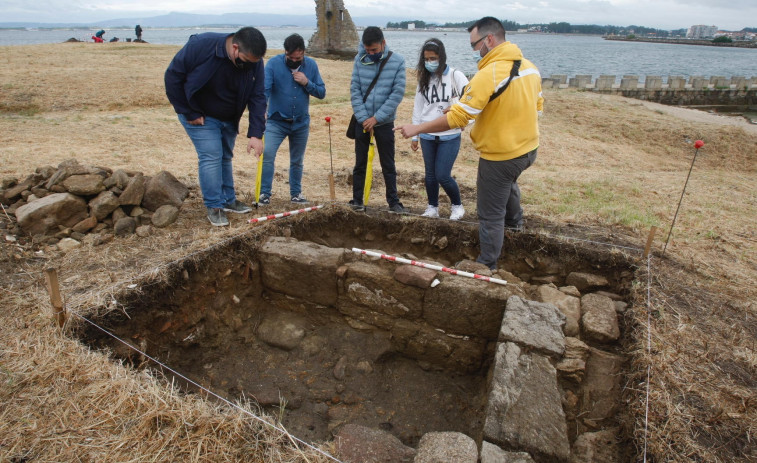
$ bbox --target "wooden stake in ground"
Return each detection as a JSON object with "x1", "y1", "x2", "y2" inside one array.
[
  {"x1": 325, "y1": 116, "x2": 336, "y2": 201},
  {"x1": 663, "y1": 140, "x2": 704, "y2": 256},
  {"x1": 44, "y1": 267, "x2": 66, "y2": 328}
]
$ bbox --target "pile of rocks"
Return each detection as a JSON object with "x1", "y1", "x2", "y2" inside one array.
[{"x1": 1, "y1": 159, "x2": 189, "y2": 251}]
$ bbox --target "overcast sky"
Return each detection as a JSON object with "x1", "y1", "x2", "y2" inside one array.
[{"x1": 3, "y1": 0, "x2": 755, "y2": 30}]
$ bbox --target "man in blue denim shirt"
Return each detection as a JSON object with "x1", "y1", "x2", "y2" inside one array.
[
  {"x1": 259, "y1": 34, "x2": 326, "y2": 205},
  {"x1": 165, "y1": 27, "x2": 266, "y2": 226}
]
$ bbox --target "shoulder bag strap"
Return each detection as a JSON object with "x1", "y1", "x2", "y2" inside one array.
[
  {"x1": 489, "y1": 60, "x2": 521, "y2": 102},
  {"x1": 363, "y1": 51, "x2": 393, "y2": 103}
]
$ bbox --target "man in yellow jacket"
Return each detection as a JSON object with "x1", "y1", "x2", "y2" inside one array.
[{"x1": 396, "y1": 16, "x2": 543, "y2": 270}]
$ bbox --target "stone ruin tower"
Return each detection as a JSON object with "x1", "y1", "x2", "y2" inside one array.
[{"x1": 308, "y1": 0, "x2": 359, "y2": 60}]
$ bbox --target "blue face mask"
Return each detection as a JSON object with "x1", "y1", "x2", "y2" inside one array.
[
  {"x1": 367, "y1": 52, "x2": 382, "y2": 63},
  {"x1": 424, "y1": 61, "x2": 439, "y2": 73},
  {"x1": 473, "y1": 43, "x2": 488, "y2": 64}
]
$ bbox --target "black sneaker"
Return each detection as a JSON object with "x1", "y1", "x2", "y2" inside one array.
[
  {"x1": 389, "y1": 202, "x2": 406, "y2": 213},
  {"x1": 291, "y1": 193, "x2": 309, "y2": 204},
  {"x1": 258, "y1": 193, "x2": 270, "y2": 205},
  {"x1": 223, "y1": 199, "x2": 252, "y2": 214},
  {"x1": 207, "y1": 208, "x2": 229, "y2": 227},
  {"x1": 348, "y1": 199, "x2": 365, "y2": 212}
]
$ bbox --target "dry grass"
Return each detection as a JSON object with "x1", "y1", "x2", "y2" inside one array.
[{"x1": 1, "y1": 42, "x2": 756, "y2": 462}]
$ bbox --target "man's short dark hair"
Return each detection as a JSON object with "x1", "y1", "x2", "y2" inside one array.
[
  {"x1": 233, "y1": 27, "x2": 267, "y2": 58},
  {"x1": 362, "y1": 26, "x2": 384, "y2": 46},
  {"x1": 284, "y1": 33, "x2": 306, "y2": 53},
  {"x1": 467, "y1": 17, "x2": 506, "y2": 41}
]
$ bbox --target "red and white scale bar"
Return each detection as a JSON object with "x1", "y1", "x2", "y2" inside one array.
[
  {"x1": 352, "y1": 248, "x2": 507, "y2": 286},
  {"x1": 248, "y1": 204, "x2": 325, "y2": 224}
]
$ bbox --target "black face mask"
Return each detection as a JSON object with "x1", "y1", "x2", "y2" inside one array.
[
  {"x1": 286, "y1": 58, "x2": 302, "y2": 69},
  {"x1": 235, "y1": 57, "x2": 254, "y2": 70}
]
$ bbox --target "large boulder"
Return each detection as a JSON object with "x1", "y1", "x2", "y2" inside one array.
[
  {"x1": 119, "y1": 173, "x2": 146, "y2": 206},
  {"x1": 571, "y1": 429, "x2": 621, "y2": 463},
  {"x1": 15, "y1": 193, "x2": 88, "y2": 235},
  {"x1": 89, "y1": 191, "x2": 120, "y2": 221},
  {"x1": 62, "y1": 174, "x2": 106, "y2": 196},
  {"x1": 483, "y1": 342, "x2": 570, "y2": 461},
  {"x1": 151, "y1": 204, "x2": 179, "y2": 228},
  {"x1": 536, "y1": 284, "x2": 581, "y2": 336},
  {"x1": 342, "y1": 261, "x2": 424, "y2": 320},
  {"x1": 579, "y1": 348, "x2": 625, "y2": 431},
  {"x1": 259, "y1": 236, "x2": 344, "y2": 306},
  {"x1": 581, "y1": 293, "x2": 620, "y2": 343},
  {"x1": 423, "y1": 275, "x2": 526, "y2": 339},
  {"x1": 141, "y1": 171, "x2": 188, "y2": 211},
  {"x1": 334, "y1": 424, "x2": 416, "y2": 463},
  {"x1": 481, "y1": 442, "x2": 535, "y2": 463},
  {"x1": 565, "y1": 272, "x2": 608, "y2": 291},
  {"x1": 414, "y1": 432, "x2": 477, "y2": 463},
  {"x1": 499, "y1": 296, "x2": 566, "y2": 357}
]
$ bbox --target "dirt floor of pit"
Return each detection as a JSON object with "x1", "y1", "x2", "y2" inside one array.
[{"x1": 154, "y1": 304, "x2": 488, "y2": 447}]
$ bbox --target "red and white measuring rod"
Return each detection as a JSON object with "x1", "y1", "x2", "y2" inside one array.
[
  {"x1": 352, "y1": 248, "x2": 508, "y2": 286},
  {"x1": 248, "y1": 204, "x2": 325, "y2": 224}
]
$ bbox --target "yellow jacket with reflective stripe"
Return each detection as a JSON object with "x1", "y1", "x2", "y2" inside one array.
[{"x1": 446, "y1": 41, "x2": 543, "y2": 161}]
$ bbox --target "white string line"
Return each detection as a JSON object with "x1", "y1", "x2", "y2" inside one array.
[
  {"x1": 643, "y1": 254, "x2": 652, "y2": 463},
  {"x1": 69, "y1": 309, "x2": 344, "y2": 463}
]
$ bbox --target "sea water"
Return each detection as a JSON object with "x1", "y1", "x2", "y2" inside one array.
[{"x1": 1, "y1": 27, "x2": 756, "y2": 79}]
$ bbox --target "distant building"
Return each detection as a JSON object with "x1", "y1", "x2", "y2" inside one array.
[
  {"x1": 407, "y1": 23, "x2": 415, "y2": 31},
  {"x1": 687, "y1": 25, "x2": 717, "y2": 38}
]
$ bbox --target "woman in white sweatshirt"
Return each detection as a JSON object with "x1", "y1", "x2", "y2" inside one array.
[{"x1": 411, "y1": 38, "x2": 469, "y2": 220}]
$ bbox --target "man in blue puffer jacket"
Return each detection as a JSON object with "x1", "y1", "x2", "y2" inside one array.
[{"x1": 348, "y1": 26, "x2": 406, "y2": 213}]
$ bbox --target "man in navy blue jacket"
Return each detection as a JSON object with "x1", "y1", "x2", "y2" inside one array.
[
  {"x1": 259, "y1": 33, "x2": 326, "y2": 205},
  {"x1": 165, "y1": 27, "x2": 266, "y2": 226}
]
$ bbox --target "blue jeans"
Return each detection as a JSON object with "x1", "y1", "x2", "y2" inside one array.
[
  {"x1": 476, "y1": 149, "x2": 538, "y2": 269},
  {"x1": 420, "y1": 136, "x2": 462, "y2": 207},
  {"x1": 179, "y1": 114, "x2": 238, "y2": 209},
  {"x1": 262, "y1": 119, "x2": 309, "y2": 197}
]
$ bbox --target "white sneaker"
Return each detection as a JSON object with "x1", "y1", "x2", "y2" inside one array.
[
  {"x1": 450, "y1": 204, "x2": 465, "y2": 221},
  {"x1": 421, "y1": 205, "x2": 439, "y2": 218}
]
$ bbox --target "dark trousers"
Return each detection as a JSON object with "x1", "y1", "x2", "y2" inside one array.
[
  {"x1": 352, "y1": 122, "x2": 400, "y2": 207},
  {"x1": 476, "y1": 149, "x2": 537, "y2": 269}
]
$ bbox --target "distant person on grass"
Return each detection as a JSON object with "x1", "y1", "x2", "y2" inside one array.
[
  {"x1": 258, "y1": 33, "x2": 326, "y2": 206},
  {"x1": 135, "y1": 24, "x2": 143, "y2": 41},
  {"x1": 395, "y1": 17, "x2": 543, "y2": 270},
  {"x1": 165, "y1": 27, "x2": 267, "y2": 226},
  {"x1": 410, "y1": 38, "x2": 469, "y2": 221},
  {"x1": 348, "y1": 26, "x2": 406, "y2": 213}
]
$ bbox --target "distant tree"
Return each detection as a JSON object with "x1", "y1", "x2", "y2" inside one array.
[
  {"x1": 386, "y1": 20, "x2": 427, "y2": 29},
  {"x1": 547, "y1": 22, "x2": 572, "y2": 33},
  {"x1": 712, "y1": 36, "x2": 733, "y2": 43},
  {"x1": 501, "y1": 19, "x2": 520, "y2": 31},
  {"x1": 741, "y1": 27, "x2": 756, "y2": 33}
]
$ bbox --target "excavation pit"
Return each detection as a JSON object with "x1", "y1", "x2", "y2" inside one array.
[{"x1": 78, "y1": 207, "x2": 638, "y2": 461}]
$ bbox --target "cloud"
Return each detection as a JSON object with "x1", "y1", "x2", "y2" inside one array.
[{"x1": 2, "y1": 0, "x2": 755, "y2": 30}]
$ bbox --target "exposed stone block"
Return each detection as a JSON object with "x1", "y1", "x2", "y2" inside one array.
[
  {"x1": 483, "y1": 342, "x2": 570, "y2": 461},
  {"x1": 499, "y1": 296, "x2": 566, "y2": 357},
  {"x1": 415, "y1": 432, "x2": 477, "y2": 463},
  {"x1": 259, "y1": 236, "x2": 344, "y2": 306}
]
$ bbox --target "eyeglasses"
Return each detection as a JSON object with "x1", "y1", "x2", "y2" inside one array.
[{"x1": 470, "y1": 35, "x2": 488, "y2": 50}]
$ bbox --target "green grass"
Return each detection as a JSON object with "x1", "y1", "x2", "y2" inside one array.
[{"x1": 527, "y1": 178, "x2": 660, "y2": 228}]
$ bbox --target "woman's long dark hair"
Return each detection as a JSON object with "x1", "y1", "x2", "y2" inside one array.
[{"x1": 416, "y1": 38, "x2": 447, "y2": 96}]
